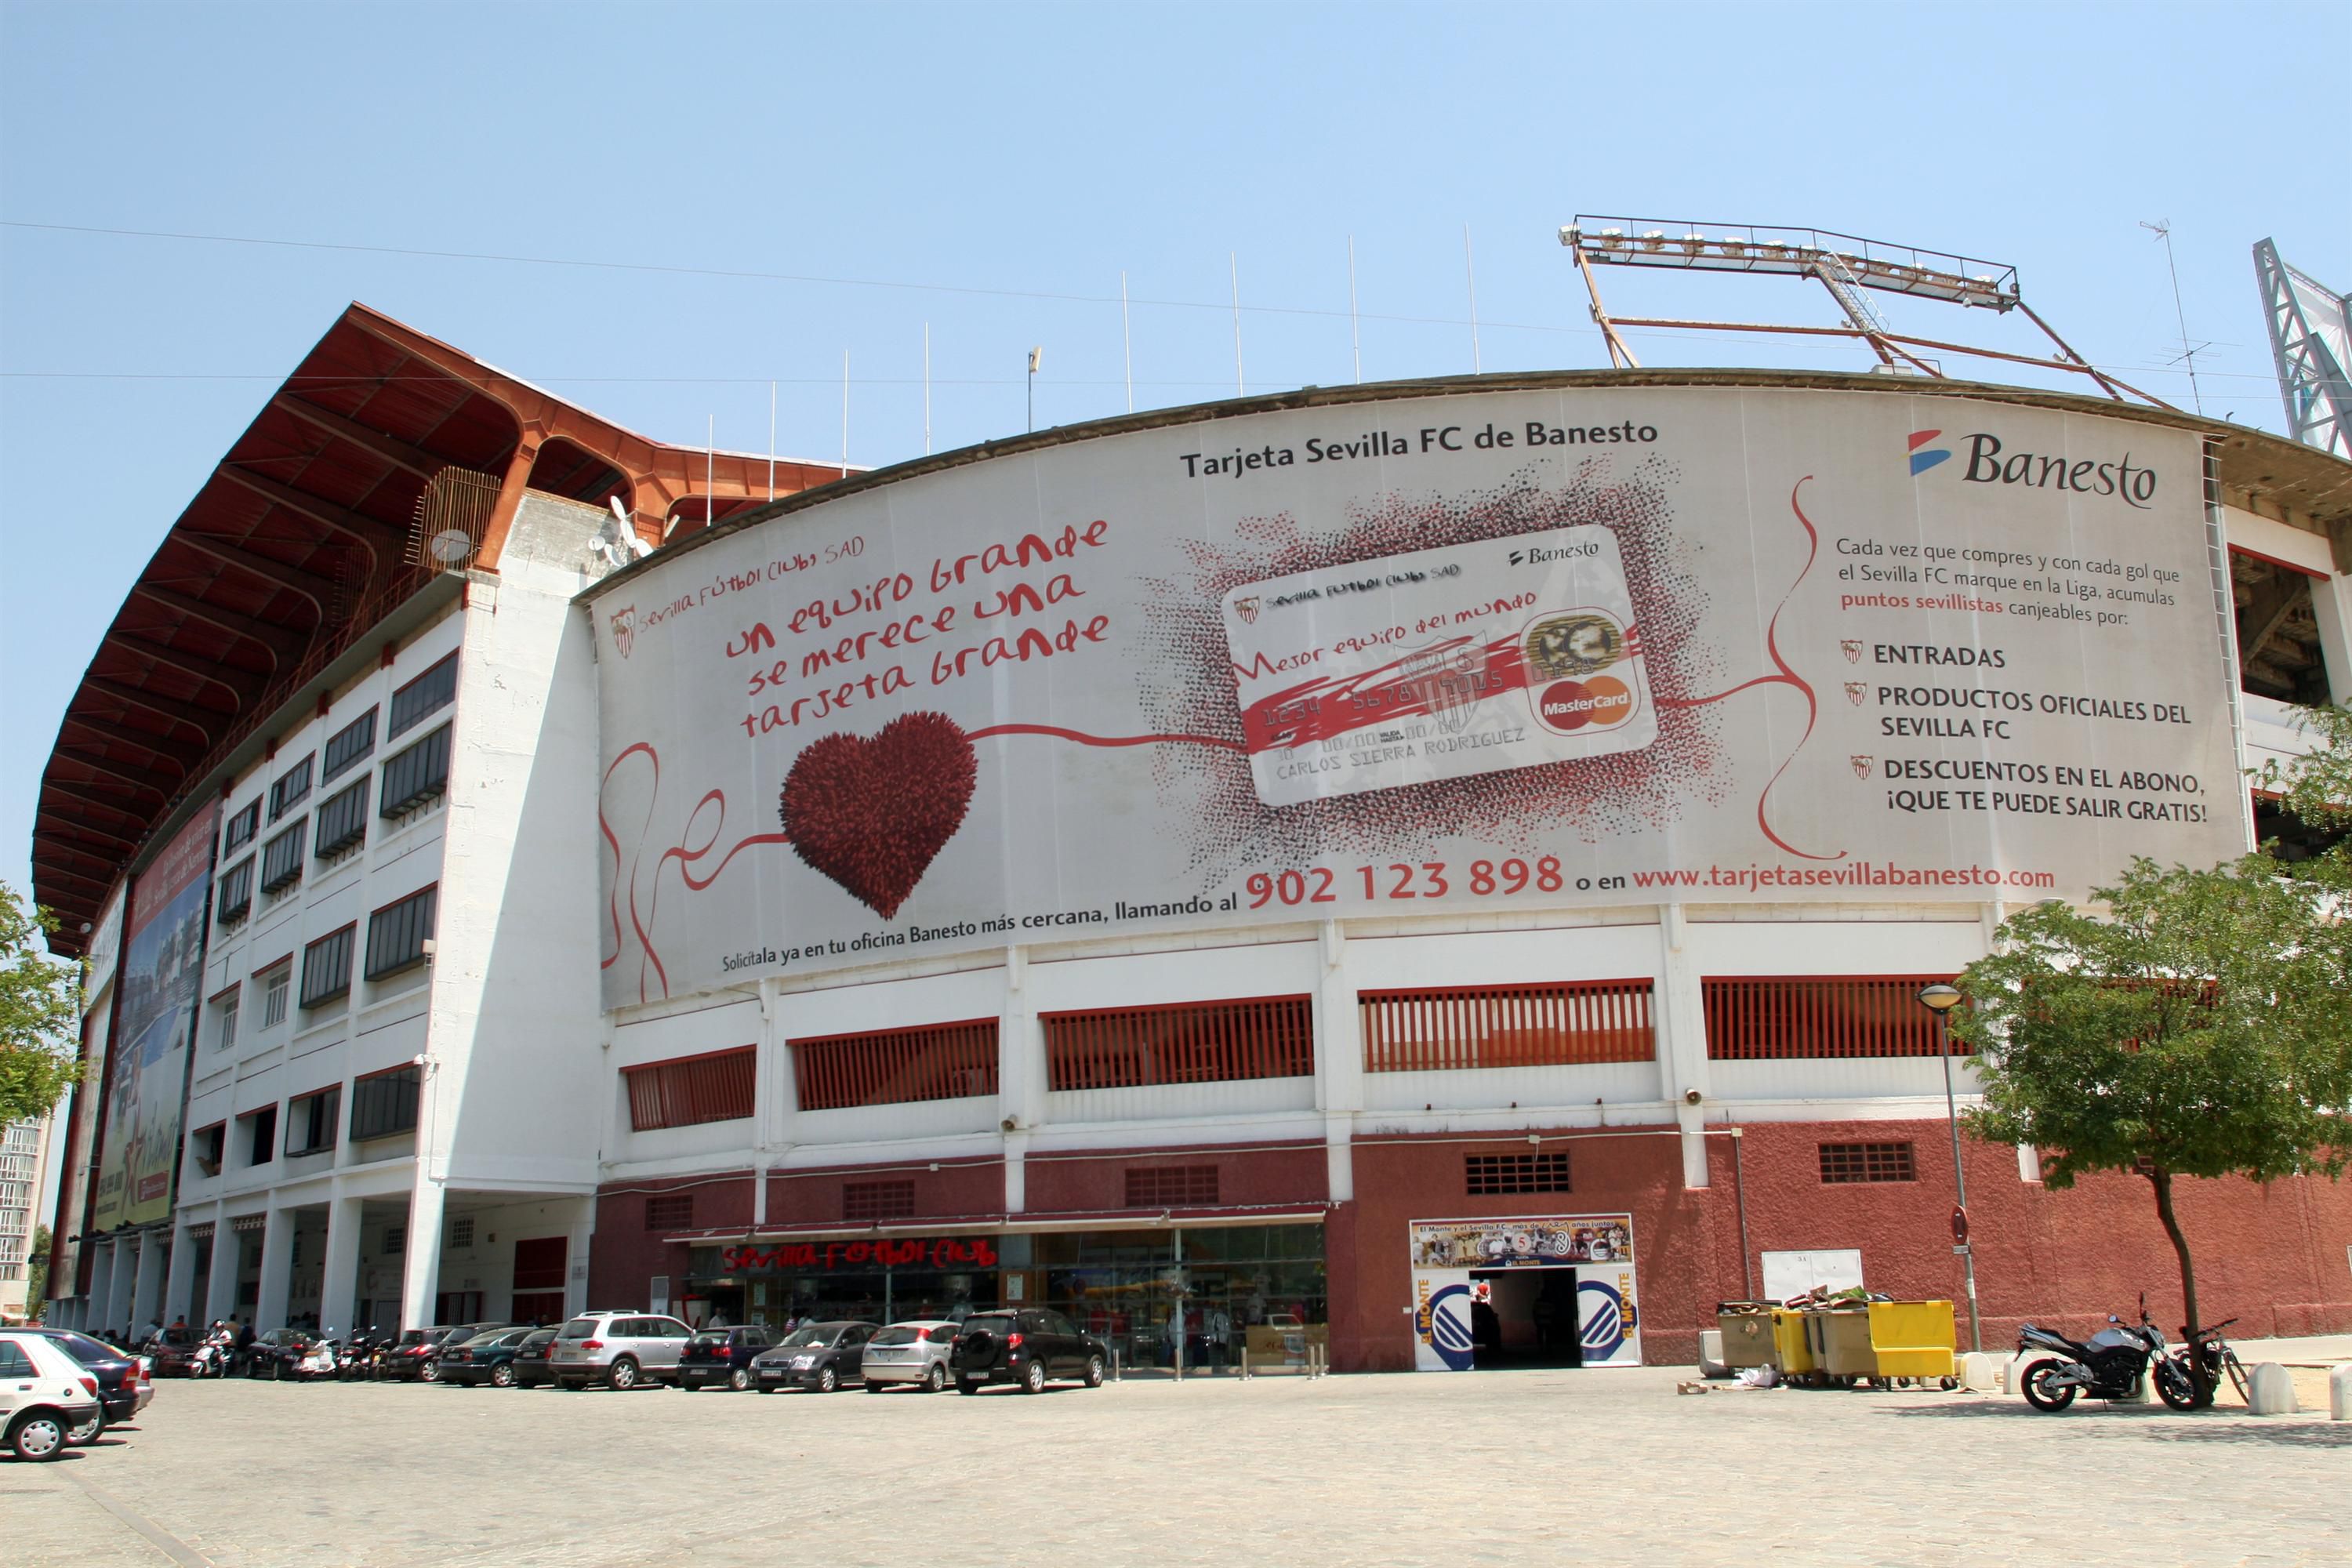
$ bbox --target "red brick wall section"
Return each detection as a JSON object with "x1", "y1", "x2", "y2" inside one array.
[
  {"x1": 586, "y1": 1173, "x2": 752, "y2": 1312},
  {"x1": 1702, "y1": 1119, "x2": 2352, "y2": 1350},
  {"x1": 765, "y1": 1159, "x2": 1005, "y2": 1229},
  {"x1": 1018, "y1": 1142, "x2": 1326, "y2": 1218}
]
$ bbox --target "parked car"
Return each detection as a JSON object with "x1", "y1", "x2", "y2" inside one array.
[
  {"x1": 18, "y1": 1328, "x2": 151, "y2": 1436},
  {"x1": 383, "y1": 1323, "x2": 514, "y2": 1383},
  {"x1": 860, "y1": 1319, "x2": 959, "y2": 1393},
  {"x1": 675, "y1": 1325, "x2": 775, "y2": 1392},
  {"x1": 245, "y1": 1327, "x2": 325, "y2": 1380},
  {"x1": 511, "y1": 1328, "x2": 561, "y2": 1388},
  {"x1": 148, "y1": 1325, "x2": 207, "y2": 1378},
  {"x1": 0, "y1": 1330, "x2": 104, "y2": 1462},
  {"x1": 548, "y1": 1312, "x2": 695, "y2": 1391},
  {"x1": 950, "y1": 1309, "x2": 1108, "y2": 1395},
  {"x1": 749, "y1": 1321, "x2": 877, "y2": 1393},
  {"x1": 437, "y1": 1327, "x2": 543, "y2": 1388}
]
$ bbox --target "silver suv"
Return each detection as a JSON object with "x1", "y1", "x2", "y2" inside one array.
[{"x1": 548, "y1": 1311, "x2": 694, "y2": 1391}]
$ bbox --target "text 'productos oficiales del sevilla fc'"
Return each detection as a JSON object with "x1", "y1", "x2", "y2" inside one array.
[{"x1": 590, "y1": 386, "x2": 2238, "y2": 1002}]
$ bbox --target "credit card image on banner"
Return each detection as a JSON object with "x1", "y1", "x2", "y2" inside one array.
[{"x1": 1223, "y1": 524, "x2": 1656, "y2": 807}]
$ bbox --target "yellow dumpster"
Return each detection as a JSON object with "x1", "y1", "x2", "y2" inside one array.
[
  {"x1": 1771, "y1": 1308, "x2": 1817, "y2": 1378},
  {"x1": 1867, "y1": 1300, "x2": 1956, "y2": 1382}
]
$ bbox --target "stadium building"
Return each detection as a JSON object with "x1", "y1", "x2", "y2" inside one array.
[{"x1": 36, "y1": 297, "x2": 2352, "y2": 1372}]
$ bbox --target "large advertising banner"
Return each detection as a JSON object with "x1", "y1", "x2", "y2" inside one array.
[
  {"x1": 1410, "y1": 1214, "x2": 1641, "y2": 1369},
  {"x1": 89, "y1": 807, "x2": 214, "y2": 1232},
  {"x1": 591, "y1": 387, "x2": 2238, "y2": 1003}
]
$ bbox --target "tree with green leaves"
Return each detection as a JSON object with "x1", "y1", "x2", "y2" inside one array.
[
  {"x1": 0, "y1": 883, "x2": 83, "y2": 1128},
  {"x1": 1951, "y1": 709, "x2": 2352, "y2": 1382}
]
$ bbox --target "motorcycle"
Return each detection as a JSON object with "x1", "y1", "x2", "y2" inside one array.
[
  {"x1": 191, "y1": 1331, "x2": 234, "y2": 1379},
  {"x1": 298, "y1": 1335, "x2": 339, "y2": 1380},
  {"x1": 2016, "y1": 1294, "x2": 2198, "y2": 1412}
]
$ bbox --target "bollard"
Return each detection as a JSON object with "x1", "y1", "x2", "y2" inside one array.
[
  {"x1": 1956, "y1": 1352, "x2": 1998, "y2": 1392},
  {"x1": 2245, "y1": 1363, "x2": 2298, "y2": 1415},
  {"x1": 1240, "y1": 1346, "x2": 1250, "y2": 1381},
  {"x1": 1112, "y1": 1348, "x2": 1122, "y2": 1384},
  {"x1": 2328, "y1": 1365, "x2": 2350, "y2": 1421}
]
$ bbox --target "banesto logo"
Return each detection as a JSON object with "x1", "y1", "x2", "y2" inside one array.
[
  {"x1": 1508, "y1": 541, "x2": 1600, "y2": 567},
  {"x1": 1910, "y1": 428, "x2": 2158, "y2": 510}
]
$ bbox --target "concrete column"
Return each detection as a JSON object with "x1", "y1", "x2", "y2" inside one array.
[
  {"x1": 997, "y1": 947, "x2": 1039, "y2": 1213},
  {"x1": 103, "y1": 1238, "x2": 136, "y2": 1332},
  {"x1": 129, "y1": 1233, "x2": 168, "y2": 1331},
  {"x1": 397, "y1": 1180, "x2": 445, "y2": 1330},
  {"x1": 754, "y1": 979, "x2": 793, "y2": 1229},
  {"x1": 1655, "y1": 906, "x2": 1711, "y2": 1189},
  {"x1": 85, "y1": 1242, "x2": 114, "y2": 1332},
  {"x1": 162, "y1": 1218, "x2": 198, "y2": 1325},
  {"x1": 2306, "y1": 563, "x2": 2352, "y2": 706},
  {"x1": 318, "y1": 1193, "x2": 364, "y2": 1338},
  {"x1": 566, "y1": 1204, "x2": 594, "y2": 1319},
  {"x1": 201, "y1": 1212, "x2": 239, "y2": 1326},
  {"x1": 254, "y1": 1207, "x2": 296, "y2": 1332},
  {"x1": 1312, "y1": 923, "x2": 1361, "y2": 1204}
]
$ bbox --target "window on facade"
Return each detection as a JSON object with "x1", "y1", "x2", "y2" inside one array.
[
  {"x1": 624, "y1": 1047, "x2": 755, "y2": 1131},
  {"x1": 259, "y1": 820, "x2": 307, "y2": 895},
  {"x1": 383, "y1": 1225, "x2": 406, "y2": 1255},
  {"x1": 313, "y1": 778, "x2": 370, "y2": 859},
  {"x1": 349, "y1": 1065, "x2": 421, "y2": 1141},
  {"x1": 843, "y1": 1181, "x2": 916, "y2": 1221},
  {"x1": 269, "y1": 754, "x2": 314, "y2": 820},
  {"x1": 216, "y1": 858, "x2": 254, "y2": 926},
  {"x1": 1465, "y1": 1152, "x2": 1573, "y2": 1196},
  {"x1": 213, "y1": 990, "x2": 239, "y2": 1053},
  {"x1": 1124, "y1": 1166, "x2": 1219, "y2": 1208},
  {"x1": 364, "y1": 886, "x2": 437, "y2": 979},
  {"x1": 387, "y1": 653, "x2": 458, "y2": 739},
  {"x1": 1044, "y1": 996, "x2": 1313, "y2": 1091},
  {"x1": 242, "y1": 1105, "x2": 278, "y2": 1167},
  {"x1": 299, "y1": 925, "x2": 355, "y2": 1010},
  {"x1": 379, "y1": 725, "x2": 452, "y2": 817},
  {"x1": 644, "y1": 1193, "x2": 693, "y2": 1232},
  {"x1": 792, "y1": 1020, "x2": 997, "y2": 1112},
  {"x1": 321, "y1": 706, "x2": 378, "y2": 782},
  {"x1": 285, "y1": 1088, "x2": 340, "y2": 1156},
  {"x1": 192, "y1": 1123, "x2": 224, "y2": 1178},
  {"x1": 1819, "y1": 1142, "x2": 1918, "y2": 1184},
  {"x1": 259, "y1": 966, "x2": 292, "y2": 1029},
  {"x1": 1702, "y1": 977, "x2": 1965, "y2": 1060},
  {"x1": 222, "y1": 800, "x2": 260, "y2": 855},
  {"x1": 446, "y1": 1216, "x2": 475, "y2": 1250},
  {"x1": 1361, "y1": 982, "x2": 1655, "y2": 1073}
]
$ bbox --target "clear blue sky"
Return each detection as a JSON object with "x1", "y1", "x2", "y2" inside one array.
[{"x1": 4, "y1": 0, "x2": 2347, "y2": 950}]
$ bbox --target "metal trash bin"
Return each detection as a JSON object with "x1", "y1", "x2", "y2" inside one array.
[
  {"x1": 1717, "y1": 1309, "x2": 1777, "y2": 1370},
  {"x1": 1817, "y1": 1307, "x2": 1878, "y2": 1381}
]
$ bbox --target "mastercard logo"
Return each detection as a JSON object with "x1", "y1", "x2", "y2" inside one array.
[{"x1": 1537, "y1": 677, "x2": 1632, "y2": 732}]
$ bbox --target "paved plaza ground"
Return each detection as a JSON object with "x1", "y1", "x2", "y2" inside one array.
[{"x1": 5, "y1": 1344, "x2": 2346, "y2": 1568}]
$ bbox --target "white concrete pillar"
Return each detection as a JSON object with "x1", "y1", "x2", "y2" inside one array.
[
  {"x1": 397, "y1": 1181, "x2": 445, "y2": 1330},
  {"x1": 1655, "y1": 906, "x2": 1711, "y2": 1188},
  {"x1": 318, "y1": 1193, "x2": 364, "y2": 1338},
  {"x1": 2328, "y1": 1364, "x2": 2351, "y2": 1421},
  {"x1": 254, "y1": 1207, "x2": 296, "y2": 1332},
  {"x1": 755, "y1": 979, "x2": 793, "y2": 1229},
  {"x1": 566, "y1": 1205, "x2": 595, "y2": 1319},
  {"x1": 161, "y1": 1218, "x2": 198, "y2": 1325},
  {"x1": 1312, "y1": 923, "x2": 1361, "y2": 1205},
  {"x1": 85, "y1": 1243, "x2": 114, "y2": 1333},
  {"x1": 201, "y1": 1215, "x2": 239, "y2": 1326},
  {"x1": 129, "y1": 1233, "x2": 167, "y2": 1332},
  {"x1": 103, "y1": 1238, "x2": 136, "y2": 1332},
  {"x1": 997, "y1": 947, "x2": 1039, "y2": 1213},
  {"x1": 2305, "y1": 564, "x2": 2352, "y2": 705}
]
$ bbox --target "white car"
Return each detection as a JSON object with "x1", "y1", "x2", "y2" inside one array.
[
  {"x1": 860, "y1": 1319, "x2": 959, "y2": 1392},
  {"x1": 0, "y1": 1330, "x2": 105, "y2": 1462}
]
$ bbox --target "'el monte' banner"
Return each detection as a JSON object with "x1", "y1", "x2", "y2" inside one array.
[
  {"x1": 590, "y1": 387, "x2": 2239, "y2": 1004},
  {"x1": 91, "y1": 805, "x2": 214, "y2": 1232}
]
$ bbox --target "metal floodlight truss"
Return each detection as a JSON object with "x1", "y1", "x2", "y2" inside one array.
[
  {"x1": 1559, "y1": 215, "x2": 2169, "y2": 408},
  {"x1": 2254, "y1": 238, "x2": 2352, "y2": 461}
]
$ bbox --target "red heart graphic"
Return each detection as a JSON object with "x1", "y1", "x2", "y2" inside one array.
[{"x1": 779, "y1": 712, "x2": 977, "y2": 919}]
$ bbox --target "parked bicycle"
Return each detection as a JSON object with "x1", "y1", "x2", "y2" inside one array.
[{"x1": 2168, "y1": 1317, "x2": 2249, "y2": 1409}]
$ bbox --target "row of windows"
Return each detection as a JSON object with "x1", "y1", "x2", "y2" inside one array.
[
  {"x1": 209, "y1": 886, "x2": 436, "y2": 1051},
  {"x1": 194, "y1": 1065, "x2": 423, "y2": 1176},
  {"x1": 620, "y1": 978, "x2": 1962, "y2": 1130},
  {"x1": 219, "y1": 724, "x2": 452, "y2": 925}
]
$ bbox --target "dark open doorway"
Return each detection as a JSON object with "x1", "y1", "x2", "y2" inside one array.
[{"x1": 1468, "y1": 1269, "x2": 1583, "y2": 1369}]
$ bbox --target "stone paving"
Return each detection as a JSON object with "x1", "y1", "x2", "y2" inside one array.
[{"x1": 4, "y1": 1347, "x2": 2345, "y2": 1568}]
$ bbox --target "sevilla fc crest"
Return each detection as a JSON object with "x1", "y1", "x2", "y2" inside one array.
[
  {"x1": 1845, "y1": 681, "x2": 1868, "y2": 706},
  {"x1": 1850, "y1": 755, "x2": 1874, "y2": 779},
  {"x1": 1841, "y1": 640, "x2": 1864, "y2": 664},
  {"x1": 1233, "y1": 596, "x2": 1261, "y2": 626},
  {"x1": 610, "y1": 605, "x2": 637, "y2": 659}
]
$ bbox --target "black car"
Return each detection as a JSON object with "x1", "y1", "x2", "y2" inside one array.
[
  {"x1": 385, "y1": 1322, "x2": 514, "y2": 1383},
  {"x1": 245, "y1": 1327, "x2": 325, "y2": 1379},
  {"x1": 510, "y1": 1328, "x2": 561, "y2": 1387},
  {"x1": 950, "y1": 1309, "x2": 1108, "y2": 1395},
  {"x1": 437, "y1": 1327, "x2": 543, "y2": 1387},
  {"x1": 749, "y1": 1321, "x2": 877, "y2": 1393},
  {"x1": 676, "y1": 1325, "x2": 775, "y2": 1392},
  {"x1": 21, "y1": 1328, "x2": 150, "y2": 1435}
]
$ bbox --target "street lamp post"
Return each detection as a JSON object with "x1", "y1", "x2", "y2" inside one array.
[{"x1": 1918, "y1": 982, "x2": 1981, "y2": 1353}]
